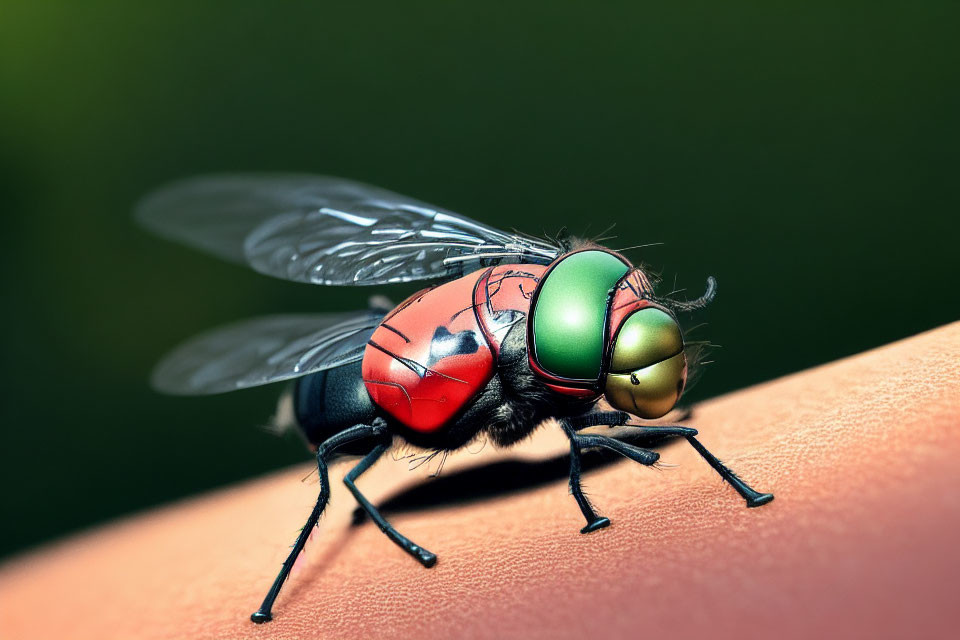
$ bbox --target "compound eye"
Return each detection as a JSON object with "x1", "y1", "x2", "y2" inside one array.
[
  {"x1": 605, "y1": 353, "x2": 687, "y2": 418},
  {"x1": 610, "y1": 308, "x2": 684, "y2": 373},
  {"x1": 605, "y1": 307, "x2": 686, "y2": 419},
  {"x1": 530, "y1": 250, "x2": 630, "y2": 380}
]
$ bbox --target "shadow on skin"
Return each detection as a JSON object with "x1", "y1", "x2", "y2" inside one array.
[{"x1": 352, "y1": 430, "x2": 681, "y2": 524}]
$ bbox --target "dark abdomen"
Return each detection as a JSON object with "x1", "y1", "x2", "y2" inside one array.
[{"x1": 294, "y1": 360, "x2": 376, "y2": 451}]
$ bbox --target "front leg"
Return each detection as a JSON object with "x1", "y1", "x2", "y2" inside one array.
[
  {"x1": 560, "y1": 417, "x2": 668, "y2": 533},
  {"x1": 560, "y1": 420, "x2": 611, "y2": 534},
  {"x1": 567, "y1": 410, "x2": 698, "y2": 438},
  {"x1": 561, "y1": 411, "x2": 700, "y2": 535},
  {"x1": 684, "y1": 435, "x2": 774, "y2": 508},
  {"x1": 568, "y1": 410, "x2": 773, "y2": 509}
]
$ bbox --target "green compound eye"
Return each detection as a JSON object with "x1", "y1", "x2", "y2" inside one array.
[{"x1": 531, "y1": 250, "x2": 629, "y2": 380}]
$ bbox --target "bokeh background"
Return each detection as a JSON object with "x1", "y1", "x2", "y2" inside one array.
[{"x1": 1, "y1": 2, "x2": 957, "y2": 559}]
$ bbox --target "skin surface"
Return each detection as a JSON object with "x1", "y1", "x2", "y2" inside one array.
[{"x1": 1, "y1": 322, "x2": 958, "y2": 640}]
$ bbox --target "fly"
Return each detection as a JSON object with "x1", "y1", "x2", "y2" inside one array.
[{"x1": 136, "y1": 174, "x2": 774, "y2": 623}]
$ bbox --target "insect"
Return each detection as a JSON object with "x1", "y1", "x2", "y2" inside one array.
[{"x1": 137, "y1": 174, "x2": 774, "y2": 623}]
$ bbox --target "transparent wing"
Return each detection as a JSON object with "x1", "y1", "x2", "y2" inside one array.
[
  {"x1": 136, "y1": 174, "x2": 563, "y2": 286},
  {"x1": 150, "y1": 311, "x2": 383, "y2": 395}
]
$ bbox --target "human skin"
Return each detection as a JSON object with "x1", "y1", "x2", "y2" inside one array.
[{"x1": 1, "y1": 323, "x2": 958, "y2": 640}]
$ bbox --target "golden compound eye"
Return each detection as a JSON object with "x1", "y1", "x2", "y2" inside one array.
[
  {"x1": 609, "y1": 308, "x2": 684, "y2": 373},
  {"x1": 605, "y1": 353, "x2": 688, "y2": 418},
  {"x1": 605, "y1": 308, "x2": 687, "y2": 419}
]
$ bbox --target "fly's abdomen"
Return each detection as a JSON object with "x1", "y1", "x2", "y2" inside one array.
[{"x1": 294, "y1": 360, "x2": 375, "y2": 449}]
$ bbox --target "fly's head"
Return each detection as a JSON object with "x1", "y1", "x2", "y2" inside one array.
[{"x1": 603, "y1": 307, "x2": 687, "y2": 418}]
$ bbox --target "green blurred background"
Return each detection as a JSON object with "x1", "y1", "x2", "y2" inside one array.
[{"x1": 1, "y1": 1, "x2": 957, "y2": 559}]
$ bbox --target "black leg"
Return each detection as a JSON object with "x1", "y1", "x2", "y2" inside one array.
[
  {"x1": 684, "y1": 435, "x2": 774, "y2": 508},
  {"x1": 573, "y1": 433, "x2": 661, "y2": 466},
  {"x1": 562, "y1": 421, "x2": 610, "y2": 534},
  {"x1": 566, "y1": 409, "x2": 696, "y2": 434},
  {"x1": 567, "y1": 410, "x2": 632, "y2": 429},
  {"x1": 562, "y1": 419, "x2": 676, "y2": 534},
  {"x1": 612, "y1": 425, "x2": 698, "y2": 439},
  {"x1": 563, "y1": 421, "x2": 663, "y2": 533},
  {"x1": 250, "y1": 421, "x2": 387, "y2": 624},
  {"x1": 343, "y1": 442, "x2": 437, "y2": 567}
]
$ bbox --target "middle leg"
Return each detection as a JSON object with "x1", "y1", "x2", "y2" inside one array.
[{"x1": 343, "y1": 440, "x2": 437, "y2": 567}]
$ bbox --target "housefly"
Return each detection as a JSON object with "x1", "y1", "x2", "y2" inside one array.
[{"x1": 137, "y1": 174, "x2": 773, "y2": 623}]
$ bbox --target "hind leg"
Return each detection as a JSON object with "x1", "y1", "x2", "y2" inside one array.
[{"x1": 251, "y1": 420, "x2": 387, "y2": 624}]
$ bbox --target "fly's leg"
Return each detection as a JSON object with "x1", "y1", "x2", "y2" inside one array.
[
  {"x1": 565, "y1": 413, "x2": 663, "y2": 464},
  {"x1": 250, "y1": 420, "x2": 387, "y2": 624},
  {"x1": 562, "y1": 418, "x2": 669, "y2": 534},
  {"x1": 567, "y1": 410, "x2": 695, "y2": 437},
  {"x1": 563, "y1": 421, "x2": 610, "y2": 534},
  {"x1": 566, "y1": 410, "x2": 632, "y2": 429},
  {"x1": 573, "y1": 433, "x2": 662, "y2": 465},
  {"x1": 575, "y1": 413, "x2": 774, "y2": 507},
  {"x1": 343, "y1": 440, "x2": 437, "y2": 567},
  {"x1": 683, "y1": 435, "x2": 774, "y2": 508},
  {"x1": 567, "y1": 410, "x2": 698, "y2": 443},
  {"x1": 562, "y1": 411, "x2": 772, "y2": 517}
]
